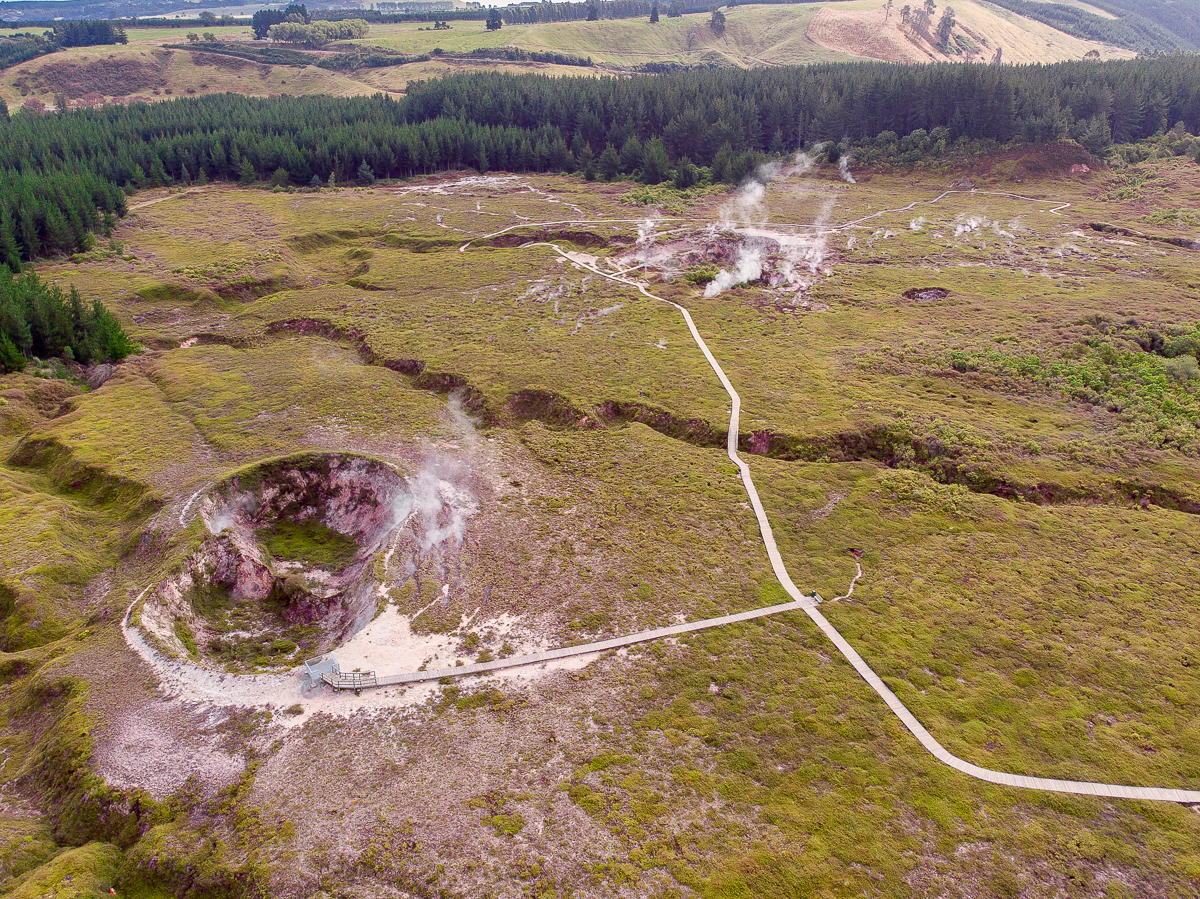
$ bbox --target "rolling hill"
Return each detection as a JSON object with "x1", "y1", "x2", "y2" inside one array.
[{"x1": 0, "y1": 1, "x2": 1140, "y2": 109}]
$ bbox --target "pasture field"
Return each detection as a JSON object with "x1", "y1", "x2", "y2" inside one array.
[
  {"x1": 0, "y1": 1, "x2": 1130, "y2": 109},
  {"x1": 3, "y1": 146, "x2": 1200, "y2": 896}
]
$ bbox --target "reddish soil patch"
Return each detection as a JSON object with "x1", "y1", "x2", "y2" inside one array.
[{"x1": 26, "y1": 58, "x2": 159, "y2": 98}]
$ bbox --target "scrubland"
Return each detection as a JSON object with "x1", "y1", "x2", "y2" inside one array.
[{"x1": 2, "y1": 146, "x2": 1200, "y2": 897}]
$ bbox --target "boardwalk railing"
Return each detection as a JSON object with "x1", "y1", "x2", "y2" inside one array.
[
  {"x1": 322, "y1": 669, "x2": 378, "y2": 690},
  {"x1": 304, "y1": 654, "x2": 340, "y2": 681}
]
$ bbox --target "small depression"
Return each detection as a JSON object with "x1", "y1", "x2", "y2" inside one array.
[
  {"x1": 139, "y1": 453, "x2": 415, "y2": 673},
  {"x1": 903, "y1": 286, "x2": 950, "y2": 301}
]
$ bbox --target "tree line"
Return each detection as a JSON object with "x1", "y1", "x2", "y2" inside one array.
[
  {"x1": 981, "y1": 0, "x2": 1188, "y2": 53},
  {"x1": 2, "y1": 55, "x2": 1200, "y2": 265},
  {"x1": 1080, "y1": 0, "x2": 1200, "y2": 49},
  {"x1": 266, "y1": 19, "x2": 369, "y2": 47},
  {"x1": 0, "y1": 31, "x2": 55, "y2": 70},
  {"x1": 251, "y1": 3, "x2": 308, "y2": 40},
  {"x1": 0, "y1": 270, "x2": 135, "y2": 372},
  {"x1": 0, "y1": 19, "x2": 126, "y2": 72}
]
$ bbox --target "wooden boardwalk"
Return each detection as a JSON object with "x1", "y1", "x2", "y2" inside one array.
[
  {"x1": 323, "y1": 234, "x2": 1200, "y2": 805},
  {"x1": 529, "y1": 247, "x2": 1200, "y2": 805},
  {"x1": 321, "y1": 596, "x2": 814, "y2": 691}
]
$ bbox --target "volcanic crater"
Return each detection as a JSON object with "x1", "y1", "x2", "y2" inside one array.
[{"x1": 138, "y1": 453, "x2": 412, "y2": 671}]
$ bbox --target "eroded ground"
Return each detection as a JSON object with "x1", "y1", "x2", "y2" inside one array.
[{"x1": 4, "y1": 149, "x2": 1200, "y2": 897}]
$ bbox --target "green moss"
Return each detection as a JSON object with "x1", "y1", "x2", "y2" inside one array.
[
  {"x1": 6, "y1": 842, "x2": 123, "y2": 899},
  {"x1": 119, "y1": 822, "x2": 269, "y2": 899},
  {"x1": 258, "y1": 518, "x2": 357, "y2": 570},
  {"x1": 0, "y1": 818, "x2": 58, "y2": 890},
  {"x1": 173, "y1": 621, "x2": 198, "y2": 658},
  {"x1": 487, "y1": 813, "x2": 526, "y2": 836},
  {"x1": 12, "y1": 676, "x2": 150, "y2": 848}
]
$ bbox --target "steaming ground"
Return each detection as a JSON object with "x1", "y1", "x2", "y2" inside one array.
[
  {"x1": 607, "y1": 150, "x2": 845, "y2": 306},
  {"x1": 125, "y1": 395, "x2": 608, "y2": 721},
  {"x1": 123, "y1": 164, "x2": 1096, "y2": 725},
  {"x1": 61, "y1": 158, "x2": 1187, "y2": 896}
]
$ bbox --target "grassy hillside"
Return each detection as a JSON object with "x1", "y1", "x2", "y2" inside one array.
[
  {"x1": 0, "y1": 1, "x2": 1135, "y2": 108},
  {"x1": 0, "y1": 44, "x2": 378, "y2": 107},
  {"x1": 348, "y1": 7, "x2": 851, "y2": 68},
  {"x1": 351, "y1": 1, "x2": 1130, "y2": 67},
  {"x1": 4, "y1": 144, "x2": 1200, "y2": 896}
]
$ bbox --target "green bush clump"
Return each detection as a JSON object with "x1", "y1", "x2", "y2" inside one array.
[
  {"x1": 173, "y1": 620, "x2": 198, "y2": 657},
  {"x1": 1164, "y1": 355, "x2": 1200, "y2": 382},
  {"x1": 0, "y1": 334, "x2": 24, "y2": 373},
  {"x1": 683, "y1": 265, "x2": 719, "y2": 285},
  {"x1": 895, "y1": 323, "x2": 1200, "y2": 451},
  {"x1": 0, "y1": 271, "x2": 135, "y2": 369}
]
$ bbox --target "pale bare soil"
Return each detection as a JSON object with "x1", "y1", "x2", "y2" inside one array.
[{"x1": 805, "y1": 1, "x2": 1134, "y2": 65}]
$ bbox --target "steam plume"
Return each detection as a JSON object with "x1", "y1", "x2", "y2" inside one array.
[
  {"x1": 705, "y1": 245, "x2": 763, "y2": 297},
  {"x1": 838, "y1": 155, "x2": 856, "y2": 184}
]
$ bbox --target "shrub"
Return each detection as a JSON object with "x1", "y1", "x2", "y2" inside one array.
[
  {"x1": 1165, "y1": 355, "x2": 1200, "y2": 382},
  {"x1": 0, "y1": 334, "x2": 25, "y2": 373}
]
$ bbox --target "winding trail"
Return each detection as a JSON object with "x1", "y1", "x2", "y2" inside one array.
[
  {"x1": 125, "y1": 186, "x2": 1199, "y2": 802},
  {"x1": 521, "y1": 241, "x2": 1200, "y2": 805}
]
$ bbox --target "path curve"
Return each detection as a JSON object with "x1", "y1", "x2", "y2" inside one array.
[{"x1": 534, "y1": 241, "x2": 1200, "y2": 805}]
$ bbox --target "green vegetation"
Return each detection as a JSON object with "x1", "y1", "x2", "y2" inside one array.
[
  {"x1": 985, "y1": 0, "x2": 1198, "y2": 50},
  {"x1": 4, "y1": 130, "x2": 1200, "y2": 895},
  {"x1": 885, "y1": 317, "x2": 1200, "y2": 451},
  {"x1": 52, "y1": 21, "x2": 128, "y2": 49},
  {"x1": 259, "y1": 517, "x2": 358, "y2": 570},
  {"x1": 468, "y1": 791, "x2": 528, "y2": 836},
  {"x1": 266, "y1": 18, "x2": 369, "y2": 47},
  {"x1": 172, "y1": 620, "x2": 197, "y2": 657},
  {"x1": 0, "y1": 32, "x2": 56, "y2": 71},
  {"x1": 251, "y1": 3, "x2": 311, "y2": 39},
  {"x1": 0, "y1": 271, "x2": 135, "y2": 368},
  {"x1": 6, "y1": 54, "x2": 1200, "y2": 261},
  {"x1": 6, "y1": 841, "x2": 122, "y2": 898},
  {"x1": 0, "y1": 21, "x2": 126, "y2": 75}
]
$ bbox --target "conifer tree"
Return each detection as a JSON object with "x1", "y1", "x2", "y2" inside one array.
[{"x1": 239, "y1": 158, "x2": 257, "y2": 186}]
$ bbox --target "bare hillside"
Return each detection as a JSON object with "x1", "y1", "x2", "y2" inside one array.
[{"x1": 806, "y1": 0, "x2": 1134, "y2": 65}]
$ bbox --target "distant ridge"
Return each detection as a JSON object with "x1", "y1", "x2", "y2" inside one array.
[{"x1": 0, "y1": 0, "x2": 452, "y2": 23}]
